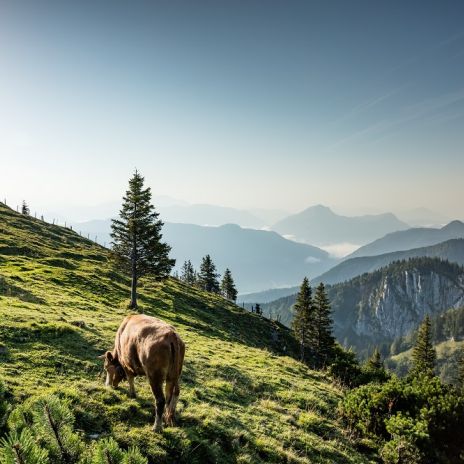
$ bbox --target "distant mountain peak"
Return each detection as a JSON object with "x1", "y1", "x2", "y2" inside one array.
[{"x1": 442, "y1": 220, "x2": 464, "y2": 232}]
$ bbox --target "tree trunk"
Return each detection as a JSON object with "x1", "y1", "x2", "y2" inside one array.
[
  {"x1": 130, "y1": 272, "x2": 138, "y2": 309},
  {"x1": 130, "y1": 242, "x2": 138, "y2": 309}
]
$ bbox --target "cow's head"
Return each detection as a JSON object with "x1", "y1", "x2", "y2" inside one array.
[{"x1": 100, "y1": 351, "x2": 126, "y2": 388}]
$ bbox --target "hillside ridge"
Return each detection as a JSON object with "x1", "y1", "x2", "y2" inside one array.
[{"x1": 0, "y1": 202, "x2": 368, "y2": 464}]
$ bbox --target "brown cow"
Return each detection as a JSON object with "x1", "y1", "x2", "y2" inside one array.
[{"x1": 101, "y1": 314, "x2": 185, "y2": 432}]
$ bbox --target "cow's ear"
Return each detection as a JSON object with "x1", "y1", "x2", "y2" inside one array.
[{"x1": 98, "y1": 351, "x2": 113, "y2": 361}]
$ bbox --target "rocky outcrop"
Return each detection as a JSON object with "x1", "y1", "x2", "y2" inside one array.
[{"x1": 331, "y1": 258, "x2": 464, "y2": 349}]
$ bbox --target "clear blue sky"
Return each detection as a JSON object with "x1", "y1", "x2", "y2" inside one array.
[{"x1": 1, "y1": 1, "x2": 463, "y2": 217}]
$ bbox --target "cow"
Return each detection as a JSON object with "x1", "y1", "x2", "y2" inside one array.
[{"x1": 100, "y1": 314, "x2": 185, "y2": 432}]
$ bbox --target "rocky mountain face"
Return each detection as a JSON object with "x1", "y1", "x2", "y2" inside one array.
[
  {"x1": 263, "y1": 258, "x2": 464, "y2": 356},
  {"x1": 349, "y1": 264, "x2": 464, "y2": 340}
]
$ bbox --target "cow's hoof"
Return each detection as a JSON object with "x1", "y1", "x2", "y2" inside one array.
[{"x1": 153, "y1": 422, "x2": 163, "y2": 433}]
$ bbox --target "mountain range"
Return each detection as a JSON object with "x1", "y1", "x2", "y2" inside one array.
[
  {"x1": 271, "y1": 205, "x2": 409, "y2": 246},
  {"x1": 72, "y1": 219, "x2": 335, "y2": 293},
  {"x1": 314, "y1": 238, "x2": 464, "y2": 285},
  {"x1": 347, "y1": 220, "x2": 464, "y2": 258}
]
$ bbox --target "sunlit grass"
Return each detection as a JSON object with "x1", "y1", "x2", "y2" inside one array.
[{"x1": 0, "y1": 203, "x2": 370, "y2": 463}]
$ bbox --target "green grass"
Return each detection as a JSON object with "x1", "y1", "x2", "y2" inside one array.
[{"x1": 0, "y1": 203, "x2": 371, "y2": 463}]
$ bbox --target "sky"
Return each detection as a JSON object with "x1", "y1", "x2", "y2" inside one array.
[{"x1": 1, "y1": 0, "x2": 464, "y2": 220}]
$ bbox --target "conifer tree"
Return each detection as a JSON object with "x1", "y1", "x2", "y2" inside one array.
[
  {"x1": 0, "y1": 379, "x2": 10, "y2": 435},
  {"x1": 457, "y1": 349, "x2": 464, "y2": 391},
  {"x1": 90, "y1": 438, "x2": 147, "y2": 464},
  {"x1": 312, "y1": 282, "x2": 335, "y2": 367},
  {"x1": 411, "y1": 315, "x2": 436, "y2": 375},
  {"x1": 367, "y1": 347, "x2": 383, "y2": 370},
  {"x1": 0, "y1": 429, "x2": 49, "y2": 464},
  {"x1": 292, "y1": 277, "x2": 313, "y2": 362},
  {"x1": 90, "y1": 438, "x2": 124, "y2": 464},
  {"x1": 111, "y1": 171, "x2": 175, "y2": 309},
  {"x1": 220, "y1": 268, "x2": 238, "y2": 302},
  {"x1": 180, "y1": 260, "x2": 196, "y2": 285},
  {"x1": 197, "y1": 255, "x2": 220, "y2": 293},
  {"x1": 31, "y1": 395, "x2": 83, "y2": 463},
  {"x1": 21, "y1": 201, "x2": 30, "y2": 216}
]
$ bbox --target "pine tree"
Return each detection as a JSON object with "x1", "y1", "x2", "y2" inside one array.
[
  {"x1": 292, "y1": 277, "x2": 314, "y2": 362},
  {"x1": 457, "y1": 349, "x2": 464, "y2": 391},
  {"x1": 90, "y1": 438, "x2": 147, "y2": 464},
  {"x1": 123, "y1": 447, "x2": 148, "y2": 464},
  {"x1": 197, "y1": 255, "x2": 220, "y2": 293},
  {"x1": 31, "y1": 395, "x2": 83, "y2": 463},
  {"x1": 111, "y1": 171, "x2": 175, "y2": 309},
  {"x1": 21, "y1": 201, "x2": 30, "y2": 216},
  {"x1": 0, "y1": 429, "x2": 49, "y2": 464},
  {"x1": 220, "y1": 268, "x2": 238, "y2": 302},
  {"x1": 411, "y1": 315, "x2": 436, "y2": 375},
  {"x1": 367, "y1": 347, "x2": 383, "y2": 370},
  {"x1": 90, "y1": 438, "x2": 124, "y2": 464},
  {"x1": 312, "y1": 282, "x2": 335, "y2": 367},
  {"x1": 180, "y1": 260, "x2": 196, "y2": 285},
  {"x1": 0, "y1": 378, "x2": 10, "y2": 435}
]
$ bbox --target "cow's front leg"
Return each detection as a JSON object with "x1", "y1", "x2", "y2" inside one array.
[
  {"x1": 149, "y1": 378, "x2": 165, "y2": 432},
  {"x1": 127, "y1": 375, "x2": 136, "y2": 398}
]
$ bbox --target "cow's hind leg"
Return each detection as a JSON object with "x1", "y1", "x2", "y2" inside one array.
[
  {"x1": 164, "y1": 381, "x2": 179, "y2": 427},
  {"x1": 149, "y1": 376, "x2": 166, "y2": 432}
]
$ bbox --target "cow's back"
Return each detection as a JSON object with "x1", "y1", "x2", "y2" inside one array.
[{"x1": 115, "y1": 314, "x2": 178, "y2": 378}]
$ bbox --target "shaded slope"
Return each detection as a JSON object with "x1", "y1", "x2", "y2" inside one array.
[
  {"x1": 0, "y1": 203, "x2": 368, "y2": 464},
  {"x1": 313, "y1": 238, "x2": 464, "y2": 285},
  {"x1": 347, "y1": 220, "x2": 464, "y2": 258}
]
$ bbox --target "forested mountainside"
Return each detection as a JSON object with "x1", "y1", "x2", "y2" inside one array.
[
  {"x1": 386, "y1": 305, "x2": 464, "y2": 384},
  {"x1": 0, "y1": 203, "x2": 368, "y2": 464},
  {"x1": 263, "y1": 258, "x2": 464, "y2": 357}
]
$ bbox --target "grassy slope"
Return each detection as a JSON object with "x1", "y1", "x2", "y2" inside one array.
[{"x1": 0, "y1": 203, "x2": 370, "y2": 464}]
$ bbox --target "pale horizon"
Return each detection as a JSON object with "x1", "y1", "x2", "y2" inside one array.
[{"x1": 1, "y1": 1, "x2": 464, "y2": 219}]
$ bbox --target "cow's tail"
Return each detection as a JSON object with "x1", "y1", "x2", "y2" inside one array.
[{"x1": 169, "y1": 339, "x2": 177, "y2": 380}]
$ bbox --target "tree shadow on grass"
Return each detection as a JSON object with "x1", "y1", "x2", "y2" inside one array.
[{"x1": 0, "y1": 276, "x2": 46, "y2": 304}]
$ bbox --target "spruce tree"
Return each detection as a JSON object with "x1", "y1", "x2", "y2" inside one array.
[
  {"x1": 312, "y1": 282, "x2": 335, "y2": 367},
  {"x1": 197, "y1": 255, "x2": 220, "y2": 293},
  {"x1": 180, "y1": 260, "x2": 196, "y2": 285},
  {"x1": 411, "y1": 315, "x2": 436, "y2": 375},
  {"x1": 292, "y1": 277, "x2": 313, "y2": 362},
  {"x1": 111, "y1": 171, "x2": 175, "y2": 309},
  {"x1": 221, "y1": 268, "x2": 238, "y2": 302},
  {"x1": 21, "y1": 201, "x2": 30, "y2": 216}
]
